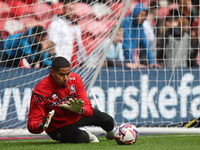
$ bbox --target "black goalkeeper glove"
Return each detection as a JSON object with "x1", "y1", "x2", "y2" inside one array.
[{"x1": 39, "y1": 110, "x2": 55, "y2": 130}]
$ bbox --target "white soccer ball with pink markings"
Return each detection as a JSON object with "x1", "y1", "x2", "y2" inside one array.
[{"x1": 114, "y1": 123, "x2": 139, "y2": 145}]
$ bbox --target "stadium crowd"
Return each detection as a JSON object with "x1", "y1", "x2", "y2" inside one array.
[{"x1": 0, "y1": 0, "x2": 199, "y2": 69}]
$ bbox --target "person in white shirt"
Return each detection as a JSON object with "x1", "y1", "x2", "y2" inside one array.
[
  {"x1": 143, "y1": 20, "x2": 156, "y2": 59},
  {"x1": 48, "y1": 0, "x2": 87, "y2": 67}
]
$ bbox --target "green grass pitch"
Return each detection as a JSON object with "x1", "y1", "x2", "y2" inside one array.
[{"x1": 0, "y1": 134, "x2": 200, "y2": 150}]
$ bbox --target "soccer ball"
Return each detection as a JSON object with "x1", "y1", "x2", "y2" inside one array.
[{"x1": 114, "y1": 123, "x2": 139, "y2": 145}]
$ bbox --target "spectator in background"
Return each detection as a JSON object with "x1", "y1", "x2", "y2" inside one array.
[
  {"x1": 48, "y1": 0, "x2": 87, "y2": 67},
  {"x1": 102, "y1": 27, "x2": 124, "y2": 68},
  {"x1": 145, "y1": 1, "x2": 162, "y2": 37},
  {"x1": 122, "y1": 3, "x2": 161, "y2": 70},
  {"x1": 40, "y1": 40, "x2": 56, "y2": 67},
  {"x1": 157, "y1": 9, "x2": 193, "y2": 68},
  {"x1": 192, "y1": 0, "x2": 199, "y2": 12},
  {"x1": 178, "y1": 0, "x2": 198, "y2": 32},
  {"x1": 3, "y1": 26, "x2": 53, "y2": 68},
  {"x1": 189, "y1": 17, "x2": 199, "y2": 67},
  {"x1": 86, "y1": 27, "x2": 124, "y2": 68},
  {"x1": 142, "y1": 1, "x2": 161, "y2": 59}
]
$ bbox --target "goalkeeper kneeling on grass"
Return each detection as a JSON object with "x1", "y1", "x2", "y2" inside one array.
[{"x1": 27, "y1": 56, "x2": 114, "y2": 143}]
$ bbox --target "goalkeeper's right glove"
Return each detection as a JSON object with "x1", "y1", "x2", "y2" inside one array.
[
  {"x1": 39, "y1": 110, "x2": 55, "y2": 130},
  {"x1": 59, "y1": 98, "x2": 84, "y2": 114}
]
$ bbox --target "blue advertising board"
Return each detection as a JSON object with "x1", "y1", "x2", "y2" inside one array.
[
  {"x1": 90, "y1": 68, "x2": 200, "y2": 126},
  {"x1": 0, "y1": 68, "x2": 200, "y2": 128}
]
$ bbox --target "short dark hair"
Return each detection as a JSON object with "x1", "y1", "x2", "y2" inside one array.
[
  {"x1": 32, "y1": 25, "x2": 47, "y2": 38},
  {"x1": 169, "y1": 9, "x2": 179, "y2": 17},
  {"x1": 51, "y1": 57, "x2": 71, "y2": 70}
]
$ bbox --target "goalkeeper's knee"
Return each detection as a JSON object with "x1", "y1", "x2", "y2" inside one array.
[{"x1": 102, "y1": 115, "x2": 114, "y2": 132}]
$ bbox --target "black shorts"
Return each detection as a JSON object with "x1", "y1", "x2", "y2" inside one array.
[
  {"x1": 48, "y1": 109, "x2": 114, "y2": 143},
  {"x1": 75, "y1": 109, "x2": 114, "y2": 132},
  {"x1": 48, "y1": 124, "x2": 90, "y2": 143}
]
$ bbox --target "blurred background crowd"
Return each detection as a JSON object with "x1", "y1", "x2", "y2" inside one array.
[{"x1": 0, "y1": 0, "x2": 199, "y2": 69}]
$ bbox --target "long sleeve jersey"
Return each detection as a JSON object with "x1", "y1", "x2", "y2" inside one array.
[{"x1": 27, "y1": 72, "x2": 93, "y2": 134}]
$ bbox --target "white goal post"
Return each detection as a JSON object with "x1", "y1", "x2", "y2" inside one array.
[{"x1": 1, "y1": 0, "x2": 200, "y2": 138}]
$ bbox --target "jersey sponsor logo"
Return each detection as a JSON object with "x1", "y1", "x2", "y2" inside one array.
[
  {"x1": 46, "y1": 92, "x2": 60, "y2": 102},
  {"x1": 48, "y1": 93, "x2": 77, "y2": 107},
  {"x1": 70, "y1": 77, "x2": 75, "y2": 80},
  {"x1": 69, "y1": 85, "x2": 76, "y2": 93},
  {"x1": 52, "y1": 94, "x2": 58, "y2": 100}
]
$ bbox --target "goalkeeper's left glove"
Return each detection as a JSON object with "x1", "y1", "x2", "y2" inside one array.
[
  {"x1": 59, "y1": 98, "x2": 84, "y2": 114},
  {"x1": 39, "y1": 110, "x2": 55, "y2": 130}
]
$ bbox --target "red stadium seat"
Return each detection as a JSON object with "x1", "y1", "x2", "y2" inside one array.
[
  {"x1": 1, "y1": 30, "x2": 9, "y2": 40},
  {"x1": 86, "y1": 20, "x2": 109, "y2": 37},
  {"x1": 30, "y1": 2, "x2": 54, "y2": 29},
  {"x1": 19, "y1": 16, "x2": 40, "y2": 31},
  {"x1": 74, "y1": 2, "x2": 94, "y2": 20},
  {"x1": 0, "y1": 19, "x2": 7, "y2": 30},
  {"x1": 81, "y1": 32, "x2": 105, "y2": 56},
  {"x1": 79, "y1": 20, "x2": 108, "y2": 55},
  {"x1": 110, "y1": 2, "x2": 131, "y2": 19},
  {"x1": 82, "y1": 32, "x2": 95, "y2": 55},
  {"x1": 7, "y1": 0, "x2": 36, "y2": 5},
  {"x1": 31, "y1": 2, "x2": 54, "y2": 21},
  {"x1": 51, "y1": 2, "x2": 63, "y2": 15},
  {"x1": 6, "y1": 0, "x2": 31, "y2": 17},
  {"x1": 82, "y1": 36, "x2": 93, "y2": 55},
  {"x1": 0, "y1": 1, "x2": 13, "y2": 18},
  {"x1": 79, "y1": 19, "x2": 109, "y2": 38},
  {"x1": 101, "y1": 19, "x2": 117, "y2": 31},
  {"x1": 19, "y1": 16, "x2": 38, "y2": 25},
  {"x1": 19, "y1": 16, "x2": 49, "y2": 31},
  {"x1": 25, "y1": 0, "x2": 36, "y2": 4},
  {"x1": 78, "y1": 19, "x2": 90, "y2": 32}
]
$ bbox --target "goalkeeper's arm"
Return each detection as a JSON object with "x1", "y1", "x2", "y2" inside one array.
[
  {"x1": 38, "y1": 110, "x2": 55, "y2": 130},
  {"x1": 28, "y1": 93, "x2": 56, "y2": 133}
]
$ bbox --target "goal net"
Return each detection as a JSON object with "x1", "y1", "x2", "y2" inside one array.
[{"x1": 1, "y1": 0, "x2": 200, "y2": 138}]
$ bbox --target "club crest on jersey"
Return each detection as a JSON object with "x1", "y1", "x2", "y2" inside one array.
[
  {"x1": 52, "y1": 94, "x2": 58, "y2": 100},
  {"x1": 69, "y1": 85, "x2": 76, "y2": 93}
]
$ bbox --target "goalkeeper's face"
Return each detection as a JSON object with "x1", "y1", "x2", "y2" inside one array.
[{"x1": 50, "y1": 67, "x2": 71, "y2": 88}]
